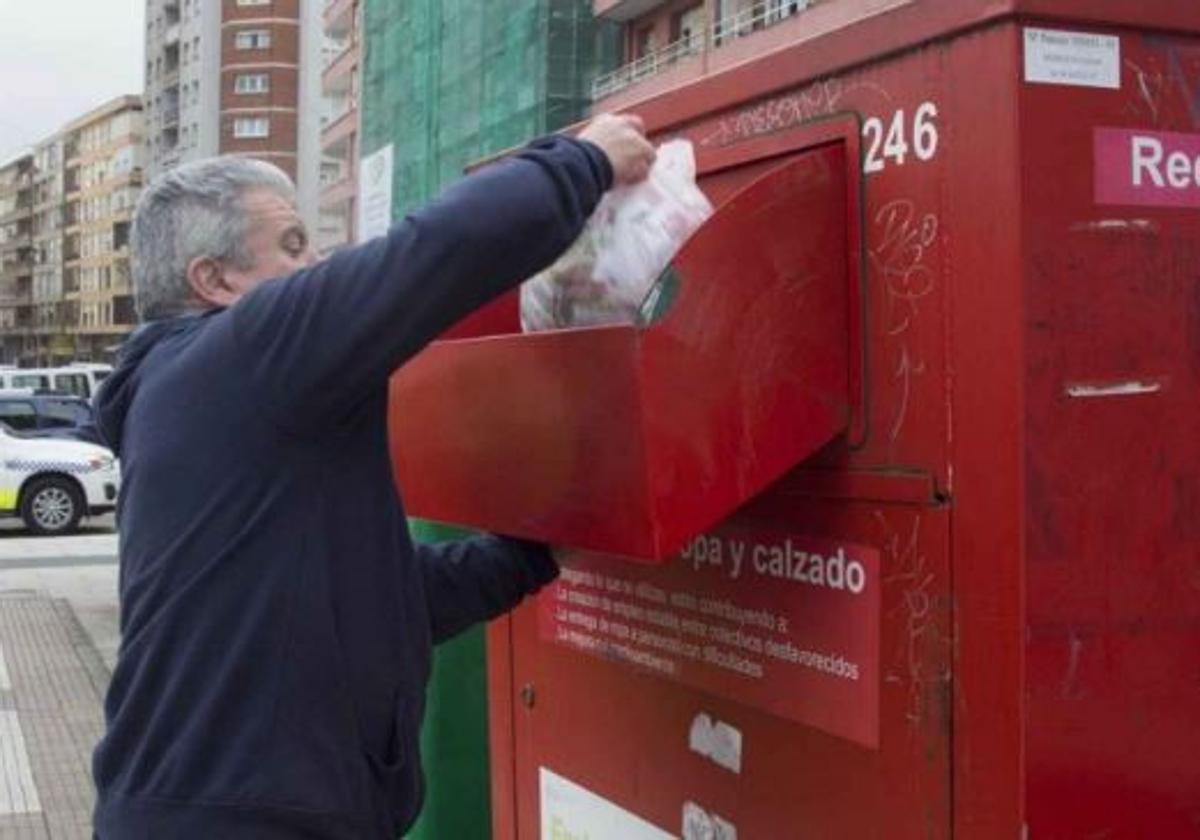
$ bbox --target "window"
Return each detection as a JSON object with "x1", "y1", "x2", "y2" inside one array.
[
  {"x1": 233, "y1": 117, "x2": 270, "y2": 138},
  {"x1": 234, "y1": 73, "x2": 270, "y2": 94},
  {"x1": 766, "y1": 0, "x2": 804, "y2": 23},
  {"x1": 671, "y1": 5, "x2": 705, "y2": 50},
  {"x1": 633, "y1": 25, "x2": 657, "y2": 60},
  {"x1": 0, "y1": 401, "x2": 37, "y2": 432},
  {"x1": 9, "y1": 373, "x2": 49, "y2": 389},
  {"x1": 235, "y1": 29, "x2": 271, "y2": 50},
  {"x1": 41, "y1": 396, "x2": 90, "y2": 424}
]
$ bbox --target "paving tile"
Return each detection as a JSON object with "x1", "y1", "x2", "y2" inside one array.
[{"x1": 0, "y1": 596, "x2": 106, "y2": 838}]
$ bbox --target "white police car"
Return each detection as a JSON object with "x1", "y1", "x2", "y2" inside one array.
[{"x1": 0, "y1": 421, "x2": 119, "y2": 535}]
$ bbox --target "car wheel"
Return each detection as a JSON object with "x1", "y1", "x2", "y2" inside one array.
[{"x1": 20, "y1": 477, "x2": 84, "y2": 536}]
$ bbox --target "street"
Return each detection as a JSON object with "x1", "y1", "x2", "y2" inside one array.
[{"x1": 0, "y1": 514, "x2": 118, "y2": 839}]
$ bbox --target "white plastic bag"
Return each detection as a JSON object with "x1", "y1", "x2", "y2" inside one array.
[{"x1": 520, "y1": 140, "x2": 713, "y2": 331}]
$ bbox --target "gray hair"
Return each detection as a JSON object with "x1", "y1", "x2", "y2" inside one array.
[{"x1": 131, "y1": 155, "x2": 296, "y2": 320}]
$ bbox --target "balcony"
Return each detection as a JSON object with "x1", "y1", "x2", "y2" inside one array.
[
  {"x1": 0, "y1": 235, "x2": 32, "y2": 254},
  {"x1": 320, "y1": 102, "x2": 358, "y2": 153},
  {"x1": 0, "y1": 170, "x2": 33, "y2": 193},
  {"x1": 320, "y1": 173, "x2": 356, "y2": 208},
  {"x1": 593, "y1": 0, "x2": 811, "y2": 99},
  {"x1": 317, "y1": 203, "x2": 352, "y2": 254},
  {"x1": 0, "y1": 202, "x2": 32, "y2": 226},
  {"x1": 0, "y1": 252, "x2": 35, "y2": 276},
  {"x1": 593, "y1": 34, "x2": 703, "y2": 99},
  {"x1": 713, "y1": 0, "x2": 809, "y2": 44},
  {"x1": 322, "y1": 40, "x2": 358, "y2": 95},
  {"x1": 324, "y1": 0, "x2": 355, "y2": 37}
]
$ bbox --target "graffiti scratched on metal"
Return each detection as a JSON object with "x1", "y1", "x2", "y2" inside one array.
[{"x1": 869, "y1": 199, "x2": 939, "y2": 446}]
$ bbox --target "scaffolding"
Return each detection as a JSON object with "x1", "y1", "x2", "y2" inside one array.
[
  {"x1": 359, "y1": 4, "x2": 619, "y2": 837},
  {"x1": 362, "y1": 0, "x2": 620, "y2": 217}
]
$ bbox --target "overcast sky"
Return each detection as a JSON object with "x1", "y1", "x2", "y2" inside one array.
[{"x1": 0, "y1": 0, "x2": 145, "y2": 163}]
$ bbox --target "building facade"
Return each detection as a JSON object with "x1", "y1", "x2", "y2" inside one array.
[
  {"x1": 143, "y1": 0, "x2": 329, "y2": 236},
  {"x1": 0, "y1": 153, "x2": 35, "y2": 364},
  {"x1": 30, "y1": 134, "x2": 70, "y2": 364},
  {"x1": 61, "y1": 96, "x2": 145, "y2": 361},
  {"x1": 144, "y1": 0, "x2": 223, "y2": 175},
  {"x1": 592, "y1": 0, "x2": 818, "y2": 105},
  {"x1": 317, "y1": 0, "x2": 360, "y2": 251}
]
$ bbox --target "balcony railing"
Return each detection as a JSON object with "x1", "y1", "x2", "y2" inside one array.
[
  {"x1": 714, "y1": 0, "x2": 809, "y2": 43},
  {"x1": 592, "y1": 1, "x2": 811, "y2": 99},
  {"x1": 592, "y1": 35, "x2": 702, "y2": 100}
]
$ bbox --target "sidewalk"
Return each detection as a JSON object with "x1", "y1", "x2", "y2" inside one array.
[
  {"x1": 0, "y1": 536, "x2": 118, "y2": 570},
  {"x1": 0, "y1": 593, "x2": 109, "y2": 840}
]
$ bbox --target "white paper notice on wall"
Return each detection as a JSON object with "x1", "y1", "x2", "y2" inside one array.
[
  {"x1": 688, "y1": 713, "x2": 743, "y2": 774},
  {"x1": 540, "y1": 768, "x2": 674, "y2": 840},
  {"x1": 1024, "y1": 28, "x2": 1120, "y2": 90},
  {"x1": 682, "y1": 801, "x2": 738, "y2": 840},
  {"x1": 357, "y1": 144, "x2": 393, "y2": 243}
]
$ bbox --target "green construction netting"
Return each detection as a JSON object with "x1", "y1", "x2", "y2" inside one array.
[
  {"x1": 362, "y1": 0, "x2": 620, "y2": 215},
  {"x1": 361, "y1": 3, "x2": 618, "y2": 837}
]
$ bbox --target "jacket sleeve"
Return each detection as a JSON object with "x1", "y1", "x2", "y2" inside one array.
[
  {"x1": 230, "y1": 136, "x2": 612, "y2": 434},
  {"x1": 417, "y1": 536, "x2": 559, "y2": 644}
]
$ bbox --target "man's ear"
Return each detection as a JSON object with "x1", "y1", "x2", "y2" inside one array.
[{"x1": 186, "y1": 255, "x2": 238, "y2": 308}]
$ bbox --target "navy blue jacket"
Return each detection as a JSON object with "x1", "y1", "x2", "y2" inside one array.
[{"x1": 92, "y1": 136, "x2": 612, "y2": 838}]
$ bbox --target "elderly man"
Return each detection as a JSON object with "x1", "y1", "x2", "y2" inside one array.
[{"x1": 91, "y1": 116, "x2": 654, "y2": 839}]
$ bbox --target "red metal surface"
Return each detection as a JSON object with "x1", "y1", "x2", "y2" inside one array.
[
  {"x1": 390, "y1": 134, "x2": 860, "y2": 560},
  {"x1": 383, "y1": 2, "x2": 1200, "y2": 836},
  {"x1": 511, "y1": 495, "x2": 951, "y2": 838},
  {"x1": 1019, "y1": 29, "x2": 1200, "y2": 839}
]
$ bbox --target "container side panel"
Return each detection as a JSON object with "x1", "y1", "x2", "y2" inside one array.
[{"x1": 1021, "y1": 26, "x2": 1200, "y2": 838}]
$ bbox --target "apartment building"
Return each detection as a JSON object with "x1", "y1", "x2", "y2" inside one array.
[
  {"x1": 30, "y1": 134, "x2": 69, "y2": 364},
  {"x1": 0, "y1": 154, "x2": 35, "y2": 364},
  {"x1": 144, "y1": 0, "x2": 222, "y2": 175},
  {"x1": 62, "y1": 96, "x2": 145, "y2": 361},
  {"x1": 144, "y1": 0, "x2": 328, "y2": 235},
  {"x1": 592, "y1": 0, "x2": 819, "y2": 105},
  {"x1": 317, "y1": 0, "x2": 360, "y2": 251}
]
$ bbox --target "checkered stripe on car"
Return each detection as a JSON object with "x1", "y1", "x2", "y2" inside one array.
[{"x1": 3, "y1": 460, "x2": 97, "y2": 475}]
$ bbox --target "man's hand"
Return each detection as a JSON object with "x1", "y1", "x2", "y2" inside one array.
[{"x1": 579, "y1": 113, "x2": 656, "y2": 186}]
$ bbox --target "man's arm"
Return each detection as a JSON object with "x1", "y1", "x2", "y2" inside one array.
[
  {"x1": 417, "y1": 536, "x2": 559, "y2": 644},
  {"x1": 230, "y1": 118, "x2": 650, "y2": 434}
]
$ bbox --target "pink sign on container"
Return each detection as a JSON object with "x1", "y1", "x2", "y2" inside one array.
[
  {"x1": 540, "y1": 529, "x2": 882, "y2": 748},
  {"x1": 1095, "y1": 127, "x2": 1200, "y2": 208}
]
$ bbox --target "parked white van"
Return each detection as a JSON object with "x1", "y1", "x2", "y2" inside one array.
[{"x1": 0, "y1": 365, "x2": 113, "y2": 400}]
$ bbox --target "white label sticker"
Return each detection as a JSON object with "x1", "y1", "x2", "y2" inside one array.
[
  {"x1": 688, "y1": 713, "x2": 743, "y2": 774},
  {"x1": 682, "y1": 801, "x2": 738, "y2": 840},
  {"x1": 357, "y1": 144, "x2": 394, "y2": 243},
  {"x1": 541, "y1": 768, "x2": 674, "y2": 840},
  {"x1": 1024, "y1": 28, "x2": 1120, "y2": 90}
]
